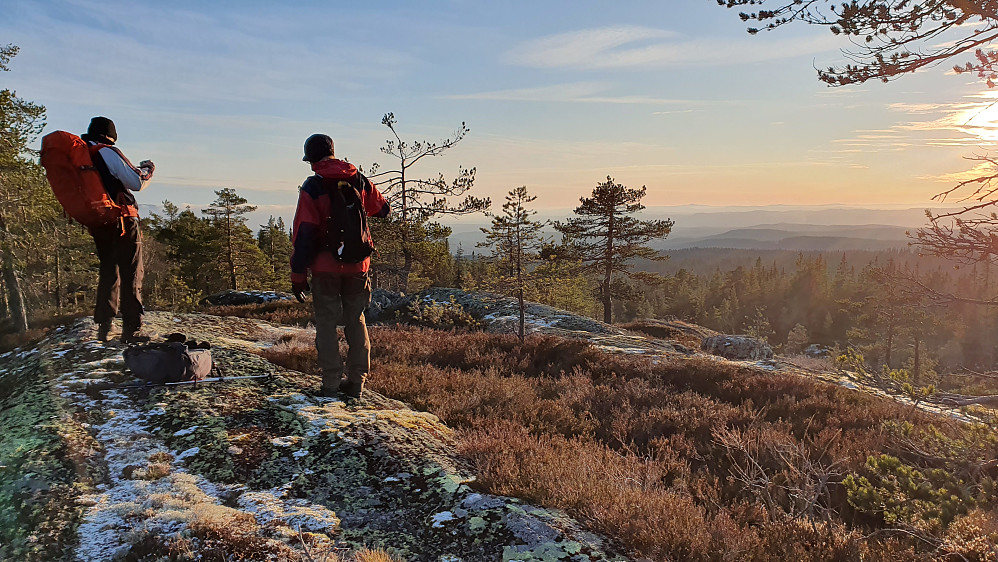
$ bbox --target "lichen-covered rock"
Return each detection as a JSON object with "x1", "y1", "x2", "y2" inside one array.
[
  {"x1": 1, "y1": 312, "x2": 626, "y2": 561},
  {"x1": 431, "y1": 288, "x2": 622, "y2": 337},
  {"x1": 200, "y1": 289, "x2": 294, "y2": 306},
  {"x1": 701, "y1": 334, "x2": 774, "y2": 361},
  {"x1": 367, "y1": 288, "x2": 410, "y2": 322},
  {"x1": 377, "y1": 289, "x2": 703, "y2": 359},
  {"x1": 804, "y1": 344, "x2": 832, "y2": 358},
  {"x1": 395, "y1": 288, "x2": 621, "y2": 335},
  {"x1": 621, "y1": 318, "x2": 719, "y2": 350}
]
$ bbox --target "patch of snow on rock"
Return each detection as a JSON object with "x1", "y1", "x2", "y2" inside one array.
[
  {"x1": 177, "y1": 447, "x2": 200, "y2": 460},
  {"x1": 431, "y1": 510, "x2": 456, "y2": 527},
  {"x1": 238, "y1": 489, "x2": 340, "y2": 533},
  {"x1": 173, "y1": 425, "x2": 199, "y2": 437}
]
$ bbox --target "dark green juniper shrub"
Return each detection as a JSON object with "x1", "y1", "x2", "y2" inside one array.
[
  {"x1": 844, "y1": 421, "x2": 998, "y2": 533},
  {"x1": 390, "y1": 296, "x2": 481, "y2": 330}
]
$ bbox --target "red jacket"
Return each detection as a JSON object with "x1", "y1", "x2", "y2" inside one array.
[{"x1": 290, "y1": 159, "x2": 389, "y2": 283}]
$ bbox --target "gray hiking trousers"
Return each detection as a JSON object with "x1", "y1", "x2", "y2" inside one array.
[{"x1": 312, "y1": 272, "x2": 372, "y2": 391}]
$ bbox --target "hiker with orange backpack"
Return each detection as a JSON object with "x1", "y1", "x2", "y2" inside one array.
[
  {"x1": 41, "y1": 117, "x2": 154, "y2": 343},
  {"x1": 291, "y1": 134, "x2": 389, "y2": 399}
]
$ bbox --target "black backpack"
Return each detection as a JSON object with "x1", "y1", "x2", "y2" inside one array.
[
  {"x1": 323, "y1": 174, "x2": 375, "y2": 263},
  {"x1": 123, "y1": 334, "x2": 212, "y2": 384}
]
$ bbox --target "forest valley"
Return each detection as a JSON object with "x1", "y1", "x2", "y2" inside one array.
[{"x1": 5, "y1": 185, "x2": 998, "y2": 386}]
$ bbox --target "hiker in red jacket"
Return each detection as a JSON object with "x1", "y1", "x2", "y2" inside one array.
[
  {"x1": 82, "y1": 117, "x2": 155, "y2": 343},
  {"x1": 291, "y1": 134, "x2": 389, "y2": 399}
]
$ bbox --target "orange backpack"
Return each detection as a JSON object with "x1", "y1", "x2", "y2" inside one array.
[{"x1": 40, "y1": 130, "x2": 126, "y2": 229}]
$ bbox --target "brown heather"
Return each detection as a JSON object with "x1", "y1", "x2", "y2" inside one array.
[
  {"x1": 259, "y1": 326, "x2": 983, "y2": 561},
  {"x1": 202, "y1": 301, "x2": 315, "y2": 327}
]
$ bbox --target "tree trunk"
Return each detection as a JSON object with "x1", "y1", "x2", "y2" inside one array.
[
  {"x1": 885, "y1": 319, "x2": 894, "y2": 368},
  {"x1": 602, "y1": 278, "x2": 612, "y2": 324},
  {"x1": 1, "y1": 252, "x2": 26, "y2": 333},
  {"x1": 401, "y1": 245, "x2": 412, "y2": 294},
  {"x1": 227, "y1": 217, "x2": 237, "y2": 290},
  {"x1": 518, "y1": 286, "x2": 525, "y2": 342},
  {"x1": 0, "y1": 214, "x2": 27, "y2": 333},
  {"x1": 54, "y1": 240, "x2": 62, "y2": 310},
  {"x1": 399, "y1": 163, "x2": 410, "y2": 293},
  {"x1": 0, "y1": 273, "x2": 7, "y2": 321},
  {"x1": 603, "y1": 211, "x2": 615, "y2": 325},
  {"x1": 913, "y1": 336, "x2": 921, "y2": 385},
  {"x1": 945, "y1": 394, "x2": 998, "y2": 407}
]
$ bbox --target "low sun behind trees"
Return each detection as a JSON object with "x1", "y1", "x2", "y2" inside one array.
[{"x1": 720, "y1": 1, "x2": 998, "y2": 308}]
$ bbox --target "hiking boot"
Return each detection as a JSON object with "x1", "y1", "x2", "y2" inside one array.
[
  {"x1": 96, "y1": 321, "x2": 111, "y2": 342},
  {"x1": 317, "y1": 384, "x2": 340, "y2": 398},
  {"x1": 317, "y1": 369, "x2": 343, "y2": 398},
  {"x1": 339, "y1": 379, "x2": 363, "y2": 400}
]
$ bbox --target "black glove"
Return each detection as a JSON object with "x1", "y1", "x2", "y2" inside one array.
[{"x1": 292, "y1": 280, "x2": 310, "y2": 303}]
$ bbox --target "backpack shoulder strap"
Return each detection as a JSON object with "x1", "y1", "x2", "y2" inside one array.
[{"x1": 301, "y1": 174, "x2": 323, "y2": 198}]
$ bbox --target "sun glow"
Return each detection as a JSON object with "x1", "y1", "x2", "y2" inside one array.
[{"x1": 955, "y1": 94, "x2": 998, "y2": 144}]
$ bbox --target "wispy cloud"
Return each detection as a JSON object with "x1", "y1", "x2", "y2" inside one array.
[
  {"x1": 444, "y1": 82, "x2": 715, "y2": 107},
  {"x1": 919, "y1": 160, "x2": 996, "y2": 185},
  {"x1": 504, "y1": 25, "x2": 839, "y2": 69},
  {"x1": 654, "y1": 109, "x2": 706, "y2": 115},
  {"x1": 7, "y1": 1, "x2": 415, "y2": 108},
  {"x1": 830, "y1": 93, "x2": 998, "y2": 158}
]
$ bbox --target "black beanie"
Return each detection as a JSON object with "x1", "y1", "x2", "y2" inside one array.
[
  {"x1": 86, "y1": 116, "x2": 117, "y2": 145},
  {"x1": 303, "y1": 134, "x2": 334, "y2": 163}
]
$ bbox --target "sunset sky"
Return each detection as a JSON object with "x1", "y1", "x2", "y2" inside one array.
[{"x1": 3, "y1": 0, "x2": 998, "y2": 223}]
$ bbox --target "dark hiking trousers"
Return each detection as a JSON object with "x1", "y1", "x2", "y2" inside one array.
[
  {"x1": 91, "y1": 217, "x2": 144, "y2": 332},
  {"x1": 312, "y1": 272, "x2": 372, "y2": 392}
]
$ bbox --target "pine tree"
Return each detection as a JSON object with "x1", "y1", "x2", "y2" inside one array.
[
  {"x1": 554, "y1": 176, "x2": 673, "y2": 324},
  {"x1": 202, "y1": 188, "x2": 267, "y2": 291},
  {"x1": 257, "y1": 216, "x2": 292, "y2": 291},
  {"x1": 0, "y1": 44, "x2": 47, "y2": 332},
  {"x1": 786, "y1": 323, "x2": 809, "y2": 355},
  {"x1": 149, "y1": 201, "x2": 217, "y2": 298},
  {"x1": 743, "y1": 306, "x2": 774, "y2": 342},
  {"x1": 479, "y1": 186, "x2": 546, "y2": 340},
  {"x1": 367, "y1": 113, "x2": 488, "y2": 291},
  {"x1": 719, "y1": 1, "x2": 998, "y2": 87}
]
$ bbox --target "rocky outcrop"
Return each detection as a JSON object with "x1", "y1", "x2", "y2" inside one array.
[
  {"x1": 201, "y1": 290, "x2": 294, "y2": 306},
  {"x1": 366, "y1": 288, "x2": 411, "y2": 322},
  {"x1": 0, "y1": 312, "x2": 626, "y2": 561},
  {"x1": 701, "y1": 334, "x2": 774, "y2": 361},
  {"x1": 804, "y1": 344, "x2": 832, "y2": 358},
  {"x1": 381, "y1": 288, "x2": 691, "y2": 356},
  {"x1": 620, "y1": 319, "x2": 719, "y2": 351}
]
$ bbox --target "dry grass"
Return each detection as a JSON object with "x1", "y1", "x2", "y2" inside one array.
[
  {"x1": 253, "y1": 323, "x2": 986, "y2": 561},
  {"x1": 300, "y1": 543, "x2": 399, "y2": 562},
  {"x1": 201, "y1": 301, "x2": 314, "y2": 326},
  {"x1": 782, "y1": 353, "x2": 837, "y2": 373},
  {"x1": 351, "y1": 548, "x2": 399, "y2": 562}
]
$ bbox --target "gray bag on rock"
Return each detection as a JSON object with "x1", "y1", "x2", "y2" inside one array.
[{"x1": 123, "y1": 338, "x2": 212, "y2": 384}]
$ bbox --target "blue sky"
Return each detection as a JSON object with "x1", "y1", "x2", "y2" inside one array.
[{"x1": 3, "y1": 0, "x2": 996, "y2": 227}]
